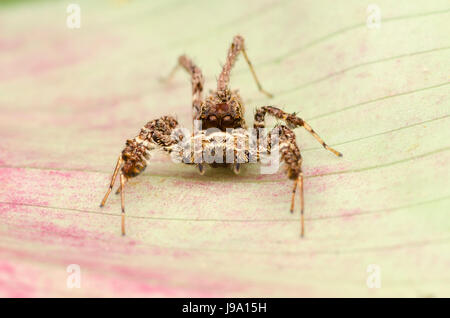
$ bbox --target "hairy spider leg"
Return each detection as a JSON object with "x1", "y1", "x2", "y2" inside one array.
[
  {"x1": 101, "y1": 116, "x2": 180, "y2": 236},
  {"x1": 302, "y1": 121, "x2": 342, "y2": 157},
  {"x1": 298, "y1": 169, "x2": 305, "y2": 238},
  {"x1": 290, "y1": 181, "x2": 297, "y2": 214},
  {"x1": 115, "y1": 177, "x2": 128, "y2": 195},
  {"x1": 254, "y1": 108, "x2": 342, "y2": 237},
  {"x1": 120, "y1": 173, "x2": 126, "y2": 236},
  {"x1": 163, "y1": 55, "x2": 205, "y2": 124},
  {"x1": 254, "y1": 106, "x2": 343, "y2": 157},
  {"x1": 100, "y1": 155, "x2": 123, "y2": 207},
  {"x1": 289, "y1": 158, "x2": 305, "y2": 236},
  {"x1": 217, "y1": 35, "x2": 272, "y2": 98},
  {"x1": 274, "y1": 125, "x2": 305, "y2": 236}
]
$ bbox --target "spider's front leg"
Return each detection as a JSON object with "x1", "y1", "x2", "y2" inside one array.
[
  {"x1": 266, "y1": 125, "x2": 305, "y2": 237},
  {"x1": 255, "y1": 107, "x2": 343, "y2": 237},
  {"x1": 218, "y1": 35, "x2": 273, "y2": 98},
  {"x1": 255, "y1": 106, "x2": 343, "y2": 157},
  {"x1": 163, "y1": 55, "x2": 204, "y2": 123},
  {"x1": 100, "y1": 116, "x2": 180, "y2": 236}
]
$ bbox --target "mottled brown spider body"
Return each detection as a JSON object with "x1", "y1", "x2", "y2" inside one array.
[
  {"x1": 121, "y1": 116, "x2": 179, "y2": 178},
  {"x1": 200, "y1": 89, "x2": 246, "y2": 131},
  {"x1": 100, "y1": 35, "x2": 342, "y2": 237}
]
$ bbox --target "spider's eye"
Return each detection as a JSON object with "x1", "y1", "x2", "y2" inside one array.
[
  {"x1": 208, "y1": 115, "x2": 218, "y2": 122},
  {"x1": 222, "y1": 115, "x2": 232, "y2": 123}
]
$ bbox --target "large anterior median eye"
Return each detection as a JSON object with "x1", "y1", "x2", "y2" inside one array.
[
  {"x1": 205, "y1": 115, "x2": 218, "y2": 128},
  {"x1": 222, "y1": 115, "x2": 233, "y2": 125}
]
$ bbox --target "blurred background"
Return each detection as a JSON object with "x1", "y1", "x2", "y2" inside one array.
[{"x1": 0, "y1": 0, "x2": 449, "y2": 297}]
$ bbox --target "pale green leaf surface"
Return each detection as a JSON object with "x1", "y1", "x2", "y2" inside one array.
[{"x1": 0, "y1": 0, "x2": 449, "y2": 297}]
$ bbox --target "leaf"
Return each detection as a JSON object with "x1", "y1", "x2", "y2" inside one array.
[{"x1": 0, "y1": 0, "x2": 449, "y2": 297}]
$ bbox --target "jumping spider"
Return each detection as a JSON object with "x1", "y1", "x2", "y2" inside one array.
[{"x1": 100, "y1": 35, "x2": 342, "y2": 237}]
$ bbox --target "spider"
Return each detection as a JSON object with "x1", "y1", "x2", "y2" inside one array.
[{"x1": 100, "y1": 35, "x2": 342, "y2": 237}]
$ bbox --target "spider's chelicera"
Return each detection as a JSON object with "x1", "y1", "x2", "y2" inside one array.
[{"x1": 100, "y1": 35, "x2": 342, "y2": 237}]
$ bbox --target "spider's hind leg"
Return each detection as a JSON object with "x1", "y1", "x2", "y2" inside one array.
[
  {"x1": 115, "y1": 177, "x2": 128, "y2": 195},
  {"x1": 120, "y1": 173, "x2": 126, "y2": 236}
]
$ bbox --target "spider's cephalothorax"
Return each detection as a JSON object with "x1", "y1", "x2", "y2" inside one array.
[
  {"x1": 100, "y1": 35, "x2": 342, "y2": 237},
  {"x1": 200, "y1": 89, "x2": 246, "y2": 131}
]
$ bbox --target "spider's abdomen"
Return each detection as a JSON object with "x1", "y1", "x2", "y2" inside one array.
[{"x1": 172, "y1": 129, "x2": 255, "y2": 166}]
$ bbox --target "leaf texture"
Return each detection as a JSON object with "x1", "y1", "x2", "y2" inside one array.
[{"x1": 0, "y1": 0, "x2": 449, "y2": 297}]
